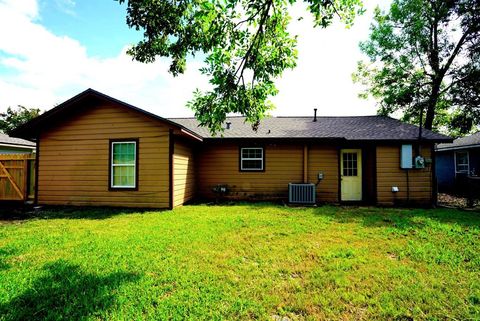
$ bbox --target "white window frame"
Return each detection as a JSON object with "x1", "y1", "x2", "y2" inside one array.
[
  {"x1": 454, "y1": 150, "x2": 469, "y2": 175},
  {"x1": 240, "y1": 147, "x2": 264, "y2": 171},
  {"x1": 111, "y1": 141, "x2": 137, "y2": 189}
]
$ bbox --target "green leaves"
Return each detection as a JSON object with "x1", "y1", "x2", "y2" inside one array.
[
  {"x1": 307, "y1": 0, "x2": 364, "y2": 28},
  {"x1": 0, "y1": 106, "x2": 41, "y2": 135},
  {"x1": 118, "y1": 0, "x2": 363, "y2": 134},
  {"x1": 354, "y1": 0, "x2": 480, "y2": 136}
]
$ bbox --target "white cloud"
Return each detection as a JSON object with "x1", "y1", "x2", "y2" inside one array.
[
  {"x1": 0, "y1": 0, "x2": 38, "y2": 19},
  {"x1": 54, "y1": 0, "x2": 76, "y2": 16},
  {"x1": 0, "y1": 0, "x2": 209, "y2": 117},
  {"x1": 0, "y1": 0, "x2": 391, "y2": 119}
]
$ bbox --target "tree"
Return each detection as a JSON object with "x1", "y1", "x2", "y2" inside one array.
[
  {"x1": 118, "y1": 0, "x2": 364, "y2": 133},
  {"x1": 353, "y1": 0, "x2": 480, "y2": 136},
  {"x1": 0, "y1": 106, "x2": 41, "y2": 135}
]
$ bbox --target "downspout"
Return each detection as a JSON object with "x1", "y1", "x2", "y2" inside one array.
[
  {"x1": 169, "y1": 129, "x2": 174, "y2": 210},
  {"x1": 406, "y1": 169, "x2": 410, "y2": 204},
  {"x1": 303, "y1": 145, "x2": 308, "y2": 183},
  {"x1": 34, "y1": 135, "x2": 40, "y2": 206},
  {"x1": 431, "y1": 145, "x2": 437, "y2": 207},
  {"x1": 406, "y1": 103, "x2": 424, "y2": 205},
  {"x1": 417, "y1": 102, "x2": 424, "y2": 156}
]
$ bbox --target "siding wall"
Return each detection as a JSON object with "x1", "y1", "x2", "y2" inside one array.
[
  {"x1": 173, "y1": 139, "x2": 196, "y2": 207},
  {"x1": 198, "y1": 143, "x2": 303, "y2": 200},
  {"x1": 308, "y1": 145, "x2": 339, "y2": 202},
  {"x1": 38, "y1": 103, "x2": 170, "y2": 208},
  {"x1": 197, "y1": 143, "x2": 339, "y2": 202},
  {"x1": 376, "y1": 144, "x2": 433, "y2": 205},
  {"x1": 470, "y1": 148, "x2": 480, "y2": 176},
  {"x1": 436, "y1": 152, "x2": 455, "y2": 192}
]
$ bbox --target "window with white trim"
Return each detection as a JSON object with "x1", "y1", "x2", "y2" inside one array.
[
  {"x1": 455, "y1": 151, "x2": 469, "y2": 174},
  {"x1": 111, "y1": 141, "x2": 137, "y2": 188},
  {"x1": 240, "y1": 147, "x2": 264, "y2": 171}
]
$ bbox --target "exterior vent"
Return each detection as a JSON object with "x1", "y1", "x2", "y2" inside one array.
[{"x1": 288, "y1": 183, "x2": 316, "y2": 204}]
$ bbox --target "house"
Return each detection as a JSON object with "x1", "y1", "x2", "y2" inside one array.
[
  {"x1": 12, "y1": 89, "x2": 451, "y2": 208},
  {"x1": 0, "y1": 133, "x2": 35, "y2": 154},
  {"x1": 435, "y1": 132, "x2": 480, "y2": 193}
]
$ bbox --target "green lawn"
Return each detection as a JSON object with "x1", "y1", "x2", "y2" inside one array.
[{"x1": 0, "y1": 204, "x2": 479, "y2": 320}]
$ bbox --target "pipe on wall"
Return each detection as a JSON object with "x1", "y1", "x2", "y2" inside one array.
[{"x1": 303, "y1": 145, "x2": 308, "y2": 183}]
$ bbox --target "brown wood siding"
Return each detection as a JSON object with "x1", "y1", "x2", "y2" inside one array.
[
  {"x1": 197, "y1": 143, "x2": 304, "y2": 200},
  {"x1": 173, "y1": 139, "x2": 196, "y2": 207},
  {"x1": 376, "y1": 144, "x2": 433, "y2": 205},
  {"x1": 307, "y1": 145, "x2": 339, "y2": 202},
  {"x1": 38, "y1": 103, "x2": 170, "y2": 208}
]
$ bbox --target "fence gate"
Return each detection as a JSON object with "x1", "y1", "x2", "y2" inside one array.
[{"x1": 0, "y1": 154, "x2": 35, "y2": 202}]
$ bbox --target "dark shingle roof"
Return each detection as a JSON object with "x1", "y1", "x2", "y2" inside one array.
[
  {"x1": 0, "y1": 133, "x2": 36, "y2": 147},
  {"x1": 168, "y1": 116, "x2": 451, "y2": 141},
  {"x1": 436, "y1": 132, "x2": 480, "y2": 151}
]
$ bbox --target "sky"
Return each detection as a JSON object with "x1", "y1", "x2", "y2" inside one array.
[{"x1": 0, "y1": 0, "x2": 391, "y2": 118}]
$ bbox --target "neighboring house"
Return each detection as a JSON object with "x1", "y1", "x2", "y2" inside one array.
[
  {"x1": 435, "y1": 132, "x2": 480, "y2": 193},
  {"x1": 0, "y1": 133, "x2": 35, "y2": 154},
  {"x1": 12, "y1": 89, "x2": 451, "y2": 208}
]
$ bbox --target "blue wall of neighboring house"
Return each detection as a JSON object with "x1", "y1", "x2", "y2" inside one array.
[
  {"x1": 436, "y1": 152, "x2": 455, "y2": 192},
  {"x1": 470, "y1": 148, "x2": 480, "y2": 176},
  {"x1": 436, "y1": 147, "x2": 480, "y2": 193}
]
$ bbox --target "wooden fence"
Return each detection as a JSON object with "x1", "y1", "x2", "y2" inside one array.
[{"x1": 0, "y1": 154, "x2": 35, "y2": 202}]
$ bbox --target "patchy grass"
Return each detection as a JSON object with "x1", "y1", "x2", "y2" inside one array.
[{"x1": 0, "y1": 204, "x2": 479, "y2": 320}]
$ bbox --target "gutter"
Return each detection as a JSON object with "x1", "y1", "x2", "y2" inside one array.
[
  {"x1": 436, "y1": 144, "x2": 480, "y2": 152},
  {"x1": 179, "y1": 128, "x2": 203, "y2": 142},
  {"x1": 0, "y1": 143, "x2": 36, "y2": 149},
  {"x1": 200, "y1": 137, "x2": 452, "y2": 144}
]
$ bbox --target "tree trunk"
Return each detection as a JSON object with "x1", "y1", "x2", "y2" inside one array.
[{"x1": 424, "y1": 79, "x2": 442, "y2": 130}]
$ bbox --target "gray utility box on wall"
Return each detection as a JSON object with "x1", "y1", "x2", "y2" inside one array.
[{"x1": 401, "y1": 144, "x2": 413, "y2": 169}]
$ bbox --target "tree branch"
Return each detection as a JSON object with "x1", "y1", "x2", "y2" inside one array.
[
  {"x1": 234, "y1": 7, "x2": 261, "y2": 28},
  {"x1": 234, "y1": 0, "x2": 273, "y2": 87},
  {"x1": 439, "y1": 73, "x2": 472, "y2": 96},
  {"x1": 441, "y1": 27, "x2": 472, "y2": 76},
  {"x1": 413, "y1": 40, "x2": 432, "y2": 77}
]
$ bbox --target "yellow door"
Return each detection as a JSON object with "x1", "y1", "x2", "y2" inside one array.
[{"x1": 341, "y1": 149, "x2": 362, "y2": 201}]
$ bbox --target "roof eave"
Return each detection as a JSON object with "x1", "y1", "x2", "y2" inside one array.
[
  {"x1": 201, "y1": 137, "x2": 452, "y2": 142},
  {"x1": 378, "y1": 138, "x2": 453, "y2": 143},
  {"x1": 177, "y1": 128, "x2": 203, "y2": 142},
  {"x1": 436, "y1": 143, "x2": 480, "y2": 151},
  {"x1": 202, "y1": 137, "x2": 346, "y2": 141},
  {"x1": 0, "y1": 143, "x2": 36, "y2": 149}
]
